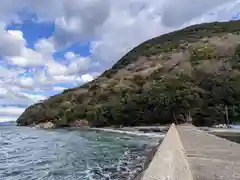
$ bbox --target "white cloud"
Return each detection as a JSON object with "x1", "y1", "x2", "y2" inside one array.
[
  {"x1": 0, "y1": 29, "x2": 26, "y2": 57},
  {"x1": 54, "y1": 0, "x2": 110, "y2": 47},
  {"x1": 64, "y1": 51, "x2": 76, "y2": 59},
  {"x1": 0, "y1": 106, "x2": 25, "y2": 116},
  {"x1": 3, "y1": 30, "x2": 45, "y2": 67},
  {"x1": 81, "y1": 74, "x2": 94, "y2": 83},
  {"x1": 7, "y1": 51, "x2": 44, "y2": 67},
  {"x1": 67, "y1": 56, "x2": 89, "y2": 75},
  {"x1": 0, "y1": 80, "x2": 46, "y2": 107},
  {"x1": 7, "y1": 30, "x2": 24, "y2": 40},
  {"x1": 51, "y1": 75, "x2": 79, "y2": 82},
  {"x1": 35, "y1": 38, "x2": 55, "y2": 54},
  {"x1": 24, "y1": 0, "x2": 65, "y2": 22},
  {"x1": 17, "y1": 77, "x2": 34, "y2": 88},
  {"x1": 21, "y1": 93, "x2": 46, "y2": 102},
  {"x1": 28, "y1": 68, "x2": 80, "y2": 87},
  {"x1": 0, "y1": 66, "x2": 24, "y2": 79},
  {"x1": 160, "y1": 0, "x2": 236, "y2": 27},
  {"x1": 0, "y1": 116, "x2": 18, "y2": 122},
  {"x1": 90, "y1": 1, "x2": 171, "y2": 64},
  {"x1": 0, "y1": 87, "x2": 8, "y2": 96},
  {"x1": 46, "y1": 61, "x2": 67, "y2": 76},
  {"x1": 53, "y1": 86, "x2": 67, "y2": 92},
  {"x1": 183, "y1": 0, "x2": 240, "y2": 27},
  {"x1": 0, "y1": 89, "x2": 34, "y2": 106},
  {"x1": 51, "y1": 0, "x2": 239, "y2": 52},
  {"x1": 45, "y1": 52, "x2": 90, "y2": 77}
]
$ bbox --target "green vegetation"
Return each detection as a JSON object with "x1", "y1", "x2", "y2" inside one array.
[
  {"x1": 17, "y1": 20, "x2": 240, "y2": 127},
  {"x1": 190, "y1": 44, "x2": 217, "y2": 66},
  {"x1": 232, "y1": 44, "x2": 240, "y2": 70}
]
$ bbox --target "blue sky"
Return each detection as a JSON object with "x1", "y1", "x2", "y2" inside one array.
[
  {"x1": 5, "y1": 20, "x2": 91, "y2": 94},
  {"x1": 7, "y1": 21, "x2": 54, "y2": 48},
  {"x1": 0, "y1": 0, "x2": 240, "y2": 122}
]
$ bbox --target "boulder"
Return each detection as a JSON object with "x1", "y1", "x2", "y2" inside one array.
[
  {"x1": 74, "y1": 120, "x2": 89, "y2": 128},
  {"x1": 35, "y1": 122, "x2": 56, "y2": 129}
]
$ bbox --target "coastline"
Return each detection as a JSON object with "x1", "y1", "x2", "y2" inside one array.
[
  {"x1": 89, "y1": 127, "x2": 166, "y2": 138},
  {"x1": 200, "y1": 127, "x2": 240, "y2": 144},
  {"x1": 31, "y1": 122, "x2": 168, "y2": 138}
]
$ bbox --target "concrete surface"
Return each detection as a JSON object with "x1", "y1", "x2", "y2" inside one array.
[
  {"x1": 177, "y1": 125, "x2": 240, "y2": 180},
  {"x1": 138, "y1": 124, "x2": 240, "y2": 180},
  {"x1": 139, "y1": 124, "x2": 193, "y2": 180}
]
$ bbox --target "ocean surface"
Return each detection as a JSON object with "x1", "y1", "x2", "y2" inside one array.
[
  {"x1": 0, "y1": 123, "x2": 160, "y2": 180},
  {"x1": 231, "y1": 125, "x2": 240, "y2": 129}
]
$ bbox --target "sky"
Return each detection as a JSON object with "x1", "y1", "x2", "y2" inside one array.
[{"x1": 0, "y1": 0, "x2": 240, "y2": 122}]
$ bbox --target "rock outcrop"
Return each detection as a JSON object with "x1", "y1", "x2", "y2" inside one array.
[{"x1": 35, "y1": 122, "x2": 56, "y2": 129}]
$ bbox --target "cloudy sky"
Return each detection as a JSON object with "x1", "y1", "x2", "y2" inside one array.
[{"x1": 0, "y1": 0, "x2": 240, "y2": 122}]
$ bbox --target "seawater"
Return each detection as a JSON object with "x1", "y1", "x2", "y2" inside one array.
[{"x1": 0, "y1": 123, "x2": 160, "y2": 180}]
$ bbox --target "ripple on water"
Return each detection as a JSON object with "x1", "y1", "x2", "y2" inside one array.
[{"x1": 0, "y1": 125, "x2": 161, "y2": 180}]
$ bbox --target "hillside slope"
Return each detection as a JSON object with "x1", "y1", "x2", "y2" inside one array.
[{"x1": 17, "y1": 20, "x2": 240, "y2": 127}]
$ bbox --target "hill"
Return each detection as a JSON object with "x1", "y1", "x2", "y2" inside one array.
[{"x1": 17, "y1": 20, "x2": 240, "y2": 127}]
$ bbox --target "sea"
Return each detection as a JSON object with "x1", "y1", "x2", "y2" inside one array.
[{"x1": 0, "y1": 122, "x2": 160, "y2": 180}]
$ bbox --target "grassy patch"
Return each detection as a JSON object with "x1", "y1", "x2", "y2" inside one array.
[{"x1": 190, "y1": 44, "x2": 217, "y2": 66}]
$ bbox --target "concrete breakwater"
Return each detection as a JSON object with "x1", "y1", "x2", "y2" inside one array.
[
  {"x1": 137, "y1": 124, "x2": 240, "y2": 180},
  {"x1": 136, "y1": 124, "x2": 193, "y2": 180}
]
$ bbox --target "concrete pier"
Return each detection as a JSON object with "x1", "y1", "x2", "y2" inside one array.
[{"x1": 139, "y1": 124, "x2": 240, "y2": 180}]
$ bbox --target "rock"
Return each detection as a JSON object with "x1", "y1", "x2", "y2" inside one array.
[
  {"x1": 213, "y1": 124, "x2": 231, "y2": 129},
  {"x1": 74, "y1": 120, "x2": 89, "y2": 128},
  {"x1": 35, "y1": 122, "x2": 56, "y2": 129}
]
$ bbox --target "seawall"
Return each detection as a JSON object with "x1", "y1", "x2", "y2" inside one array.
[{"x1": 137, "y1": 124, "x2": 240, "y2": 180}]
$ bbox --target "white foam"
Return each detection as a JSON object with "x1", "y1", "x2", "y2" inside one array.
[{"x1": 91, "y1": 128, "x2": 165, "y2": 138}]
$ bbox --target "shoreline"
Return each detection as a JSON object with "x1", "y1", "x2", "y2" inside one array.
[
  {"x1": 31, "y1": 122, "x2": 168, "y2": 138},
  {"x1": 90, "y1": 127, "x2": 166, "y2": 138},
  {"x1": 200, "y1": 127, "x2": 240, "y2": 144}
]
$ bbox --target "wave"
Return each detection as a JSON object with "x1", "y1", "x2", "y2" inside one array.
[{"x1": 90, "y1": 128, "x2": 165, "y2": 138}]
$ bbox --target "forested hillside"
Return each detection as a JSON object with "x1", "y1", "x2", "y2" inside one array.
[{"x1": 17, "y1": 20, "x2": 240, "y2": 127}]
